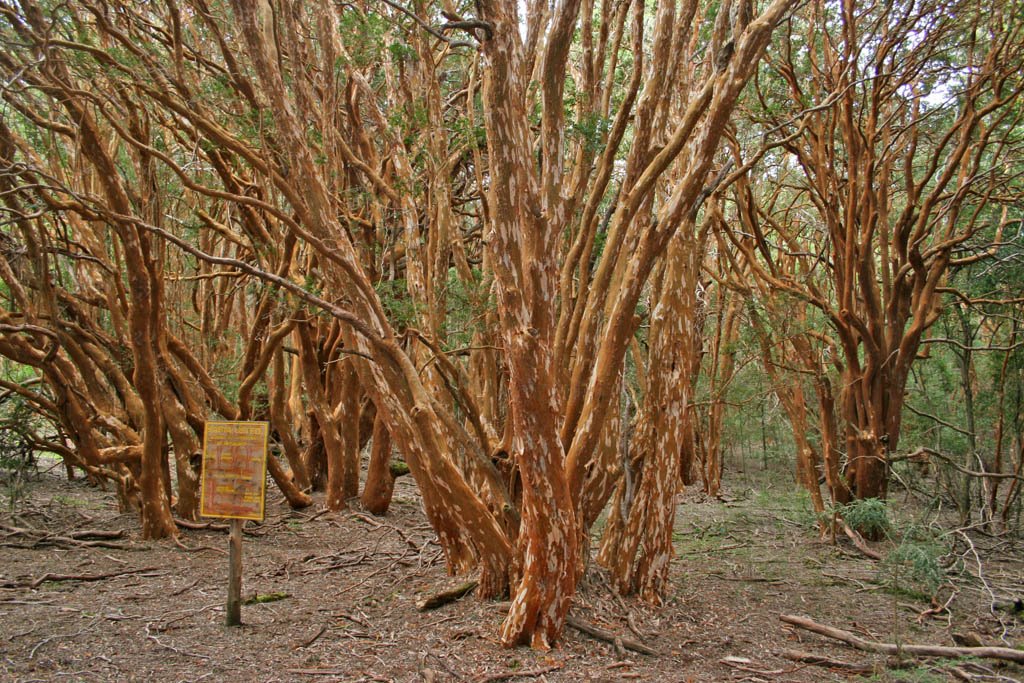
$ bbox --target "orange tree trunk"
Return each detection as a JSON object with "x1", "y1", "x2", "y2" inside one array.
[
  {"x1": 599, "y1": 226, "x2": 699, "y2": 602},
  {"x1": 362, "y1": 414, "x2": 397, "y2": 515},
  {"x1": 59, "y1": 96, "x2": 176, "y2": 539}
]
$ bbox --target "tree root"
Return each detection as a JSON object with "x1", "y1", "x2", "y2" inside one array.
[
  {"x1": 566, "y1": 616, "x2": 658, "y2": 655},
  {"x1": 416, "y1": 580, "x2": 478, "y2": 610}
]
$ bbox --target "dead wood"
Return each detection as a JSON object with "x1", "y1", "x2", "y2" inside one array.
[
  {"x1": 174, "y1": 518, "x2": 228, "y2": 531},
  {"x1": 566, "y1": 616, "x2": 659, "y2": 655},
  {"x1": 840, "y1": 522, "x2": 884, "y2": 560},
  {"x1": 11, "y1": 566, "x2": 161, "y2": 589},
  {"x1": 477, "y1": 665, "x2": 562, "y2": 682},
  {"x1": 287, "y1": 669, "x2": 348, "y2": 676},
  {"x1": 779, "y1": 648, "x2": 874, "y2": 673},
  {"x1": 780, "y1": 614, "x2": 1024, "y2": 664},
  {"x1": 0, "y1": 523, "x2": 131, "y2": 550},
  {"x1": 416, "y1": 580, "x2": 478, "y2": 610},
  {"x1": 68, "y1": 529, "x2": 124, "y2": 540},
  {"x1": 719, "y1": 656, "x2": 795, "y2": 676},
  {"x1": 293, "y1": 624, "x2": 328, "y2": 649}
]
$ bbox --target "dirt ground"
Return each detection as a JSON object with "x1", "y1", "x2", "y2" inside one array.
[{"x1": 1, "y1": 466, "x2": 1022, "y2": 683}]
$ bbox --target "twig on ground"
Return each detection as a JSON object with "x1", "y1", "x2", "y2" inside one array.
[
  {"x1": 917, "y1": 583, "x2": 957, "y2": 624},
  {"x1": 477, "y1": 665, "x2": 561, "y2": 682},
  {"x1": 416, "y1": 581, "x2": 478, "y2": 611},
  {"x1": 779, "y1": 649, "x2": 874, "y2": 673},
  {"x1": 0, "y1": 522, "x2": 131, "y2": 550},
  {"x1": 153, "y1": 602, "x2": 220, "y2": 631},
  {"x1": 68, "y1": 529, "x2": 124, "y2": 540},
  {"x1": 146, "y1": 634, "x2": 211, "y2": 660},
  {"x1": 24, "y1": 566, "x2": 162, "y2": 589},
  {"x1": 29, "y1": 618, "x2": 98, "y2": 658},
  {"x1": 170, "y1": 578, "x2": 201, "y2": 596},
  {"x1": 173, "y1": 536, "x2": 227, "y2": 554},
  {"x1": 719, "y1": 656, "x2": 800, "y2": 676},
  {"x1": 627, "y1": 611, "x2": 649, "y2": 641},
  {"x1": 953, "y1": 529, "x2": 1010, "y2": 642},
  {"x1": 286, "y1": 669, "x2": 347, "y2": 676},
  {"x1": 293, "y1": 624, "x2": 328, "y2": 649}
]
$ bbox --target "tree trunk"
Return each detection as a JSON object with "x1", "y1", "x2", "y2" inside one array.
[
  {"x1": 599, "y1": 226, "x2": 699, "y2": 602},
  {"x1": 270, "y1": 349, "x2": 311, "y2": 491},
  {"x1": 362, "y1": 413, "x2": 396, "y2": 515}
]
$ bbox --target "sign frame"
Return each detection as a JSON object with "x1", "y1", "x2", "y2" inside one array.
[{"x1": 199, "y1": 420, "x2": 270, "y2": 522}]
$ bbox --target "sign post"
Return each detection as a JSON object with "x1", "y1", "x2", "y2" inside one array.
[{"x1": 199, "y1": 421, "x2": 269, "y2": 627}]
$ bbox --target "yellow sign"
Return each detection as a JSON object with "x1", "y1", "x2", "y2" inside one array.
[{"x1": 200, "y1": 421, "x2": 269, "y2": 521}]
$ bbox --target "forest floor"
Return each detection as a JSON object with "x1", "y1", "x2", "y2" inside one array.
[{"x1": 1, "y1": 464, "x2": 1022, "y2": 683}]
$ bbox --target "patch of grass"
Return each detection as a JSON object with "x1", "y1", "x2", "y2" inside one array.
[
  {"x1": 671, "y1": 519, "x2": 732, "y2": 553},
  {"x1": 244, "y1": 592, "x2": 290, "y2": 605},
  {"x1": 52, "y1": 494, "x2": 93, "y2": 508},
  {"x1": 753, "y1": 485, "x2": 819, "y2": 529},
  {"x1": 869, "y1": 666, "x2": 944, "y2": 683},
  {"x1": 868, "y1": 659, "x2": 977, "y2": 683},
  {"x1": 879, "y1": 532, "x2": 945, "y2": 601}
]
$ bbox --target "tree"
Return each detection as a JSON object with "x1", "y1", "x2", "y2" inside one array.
[
  {"x1": 728, "y1": 0, "x2": 1024, "y2": 514},
  {"x1": 0, "y1": 0, "x2": 797, "y2": 646}
]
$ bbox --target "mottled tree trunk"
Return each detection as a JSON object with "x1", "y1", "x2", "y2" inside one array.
[
  {"x1": 703, "y1": 294, "x2": 740, "y2": 497},
  {"x1": 362, "y1": 413, "x2": 396, "y2": 515},
  {"x1": 599, "y1": 227, "x2": 699, "y2": 602},
  {"x1": 271, "y1": 349, "x2": 311, "y2": 491}
]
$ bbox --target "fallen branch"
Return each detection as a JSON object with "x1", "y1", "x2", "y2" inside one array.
[
  {"x1": 28, "y1": 565, "x2": 161, "y2": 589},
  {"x1": 293, "y1": 624, "x2": 328, "y2": 650},
  {"x1": 0, "y1": 565, "x2": 159, "y2": 589},
  {"x1": 840, "y1": 522, "x2": 884, "y2": 560},
  {"x1": 0, "y1": 523, "x2": 130, "y2": 550},
  {"x1": 146, "y1": 634, "x2": 210, "y2": 660},
  {"x1": 68, "y1": 529, "x2": 124, "y2": 540},
  {"x1": 478, "y1": 665, "x2": 562, "y2": 682},
  {"x1": 416, "y1": 580, "x2": 478, "y2": 610},
  {"x1": 174, "y1": 518, "x2": 228, "y2": 532},
  {"x1": 719, "y1": 656, "x2": 794, "y2": 676},
  {"x1": 566, "y1": 616, "x2": 658, "y2": 656},
  {"x1": 30, "y1": 618, "x2": 99, "y2": 658},
  {"x1": 780, "y1": 614, "x2": 1024, "y2": 664},
  {"x1": 779, "y1": 649, "x2": 874, "y2": 673}
]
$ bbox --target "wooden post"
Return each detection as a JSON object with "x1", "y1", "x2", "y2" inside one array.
[{"x1": 226, "y1": 518, "x2": 243, "y2": 626}]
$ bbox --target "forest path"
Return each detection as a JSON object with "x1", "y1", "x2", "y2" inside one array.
[{"x1": 1, "y1": 468, "x2": 1021, "y2": 682}]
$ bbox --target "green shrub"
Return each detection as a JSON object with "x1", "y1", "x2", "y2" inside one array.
[
  {"x1": 881, "y1": 538, "x2": 945, "y2": 599},
  {"x1": 837, "y1": 497, "x2": 893, "y2": 539}
]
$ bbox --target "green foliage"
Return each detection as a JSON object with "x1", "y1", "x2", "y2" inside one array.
[
  {"x1": 450, "y1": 116, "x2": 486, "y2": 150},
  {"x1": 837, "y1": 498, "x2": 893, "y2": 539},
  {"x1": 387, "y1": 41, "x2": 416, "y2": 62},
  {"x1": 867, "y1": 663, "x2": 957, "y2": 683},
  {"x1": 375, "y1": 278, "x2": 422, "y2": 330},
  {"x1": 568, "y1": 112, "x2": 611, "y2": 155},
  {"x1": 880, "y1": 534, "x2": 945, "y2": 600},
  {"x1": 244, "y1": 592, "x2": 290, "y2": 605},
  {"x1": 337, "y1": 11, "x2": 389, "y2": 69},
  {"x1": 0, "y1": 368, "x2": 45, "y2": 510},
  {"x1": 756, "y1": 485, "x2": 819, "y2": 529},
  {"x1": 442, "y1": 268, "x2": 493, "y2": 350}
]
